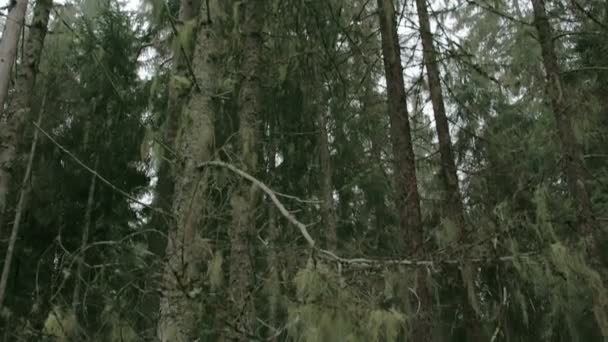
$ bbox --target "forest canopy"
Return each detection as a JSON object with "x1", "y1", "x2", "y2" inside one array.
[{"x1": 0, "y1": 0, "x2": 606, "y2": 341}]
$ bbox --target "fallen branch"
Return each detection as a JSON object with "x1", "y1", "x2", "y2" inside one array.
[
  {"x1": 199, "y1": 160, "x2": 316, "y2": 247},
  {"x1": 199, "y1": 160, "x2": 539, "y2": 268}
]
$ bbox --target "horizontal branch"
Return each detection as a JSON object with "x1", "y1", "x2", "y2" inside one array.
[{"x1": 199, "y1": 160, "x2": 539, "y2": 268}]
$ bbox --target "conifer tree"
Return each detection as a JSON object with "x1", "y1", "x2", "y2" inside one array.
[{"x1": 376, "y1": 0, "x2": 432, "y2": 339}]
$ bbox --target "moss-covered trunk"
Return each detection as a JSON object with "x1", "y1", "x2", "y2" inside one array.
[
  {"x1": 0, "y1": 0, "x2": 51, "y2": 227},
  {"x1": 318, "y1": 105, "x2": 337, "y2": 250},
  {"x1": 228, "y1": 0, "x2": 265, "y2": 337},
  {"x1": 532, "y1": 0, "x2": 608, "y2": 335},
  {"x1": 157, "y1": 1, "x2": 217, "y2": 340},
  {"x1": 0, "y1": 0, "x2": 29, "y2": 118},
  {"x1": 531, "y1": 0, "x2": 597, "y2": 248},
  {"x1": 149, "y1": 0, "x2": 202, "y2": 257}
]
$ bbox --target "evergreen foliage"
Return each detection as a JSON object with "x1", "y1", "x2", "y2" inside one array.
[{"x1": 0, "y1": 0, "x2": 606, "y2": 340}]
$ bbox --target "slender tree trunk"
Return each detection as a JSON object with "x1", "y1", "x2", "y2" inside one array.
[
  {"x1": 157, "y1": 1, "x2": 217, "y2": 340},
  {"x1": 266, "y1": 126, "x2": 281, "y2": 341},
  {"x1": 318, "y1": 105, "x2": 337, "y2": 250},
  {"x1": 0, "y1": 0, "x2": 28, "y2": 115},
  {"x1": 531, "y1": 0, "x2": 608, "y2": 335},
  {"x1": 376, "y1": 0, "x2": 432, "y2": 339},
  {"x1": 71, "y1": 158, "x2": 98, "y2": 311},
  {"x1": 531, "y1": 0, "x2": 596, "y2": 241},
  {"x1": 415, "y1": 0, "x2": 464, "y2": 232},
  {"x1": 228, "y1": 0, "x2": 265, "y2": 337},
  {"x1": 414, "y1": 0, "x2": 484, "y2": 339},
  {"x1": 0, "y1": 0, "x2": 51, "y2": 227},
  {"x1": 0, "y1": 109, "x2": 42, "y2": 310}
]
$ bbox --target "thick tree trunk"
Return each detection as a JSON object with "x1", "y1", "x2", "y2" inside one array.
[
  {"x1": 228, "y1": 0, "x2": 265, "y2": 337},
  {"x1": 0, "y1": 0, "x2": 51, "y2": 226},
  {"x1": 157, "y1": 1, "x2": 217, "y2": 340},
  {"x1": 414, "y1": 0, "x2": 484, "y2": 339},
  {"x1": 149, "y1": 0, "x2": 202, "y2": 257},
  {"x1": 376, "y1": 0, "x2": 432, "y2": 339},
  {"x1": 145, "y1": 0, "x2": 201, "y2": 333},
  {"x1": 0, "y1": 0, "x2": 28, "y2": 115},
  {"x1": 0, "y1": 109, "x2": 42, "y2": 310},
  {"x1": 531, "y1": 0, "x2": 596, "y2": 241},
  {"x1": 318, "y1": 106, "x2": 337, "y2": 250}
]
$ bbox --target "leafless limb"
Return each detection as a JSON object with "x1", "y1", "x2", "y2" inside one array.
[{"x1": 199, "y1": 160, "x2": 540, "y2": 268}]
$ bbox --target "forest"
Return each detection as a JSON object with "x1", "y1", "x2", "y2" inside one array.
[{"x1": 0, "y1": 0, "x2": 606, "y2": 340}]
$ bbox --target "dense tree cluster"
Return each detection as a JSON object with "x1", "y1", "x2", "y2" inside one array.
[{"x1": 0, "y1": 0, "x2": 606, "y2": 341}]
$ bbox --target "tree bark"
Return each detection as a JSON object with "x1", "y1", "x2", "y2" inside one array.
[
  {"x1": 318, "y1": 105, "x2": 337, "y2": 250},
  {"x1": 71, "y1": 158, "x2": 98, "y2": 311},
  {"x1": 376, "y1": 0, "x2": 432, "y2": 339},
  {"x1": 0, "y1": 0, "x2": 28, "y2": 116},
  {"x1": 531, "y1": 0, "x2": 601, "y2": 249},
  {"x1": 228, "y1": 0, "x2": 265, "y2": 337},
  {"x1": 414, "y1": 0, "x2": 484, "y2": 339},
  {"x1": 0, "y1": 0, "x2": 51, "y2": 227},
  {"x1": 531, "y1": 0, "x2": 608, "y2": 335},
  {"x1": 0, "y1": 108, "x2": 42, "y2": 310},
  {"x1": 157, "y1": 1, "x2": 217, "y2": 340},
  {"x1": 146, "y1": 0, "x2": 201, "y2": 333},
  {"x1": 266, "y1": 118, "x2": 281, "y2": 342},
  {"x1": 149, "y1": 0, "x2": 202, "y2": 257}
]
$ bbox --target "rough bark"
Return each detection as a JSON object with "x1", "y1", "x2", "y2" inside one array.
[
  {"x1": 532, "y1": 0, "x2": 608, "y2": 336},
  {"x1": 146, "y1": 0, "x2": 202, "y2": 332},
  {"x1": 157, "y1": 1, "x2": 216, "y2": 340},
  {"x1": 531, "y1": 0, "x2": 596, "y2": 241},
  {"x1": 0, "y1": 109, "x2": 42, "y2": 310},
  {"x1": 318, "y1": 106, "x2": 337, "y2": 250},
  {"x1": 376, "y1": 0, "x2": 432, "y2": 339},
  {"x1": 266, "y1": 120, "x2": 281, "y2": 342},
  {"x1": 0, "y1": 0, "x2": 28, "y2": 115},
  {"x1": 149, "y1": 0, "x2": 202, "y2": 257},
  {"x1": 228, "y1": 0, "x2": 265, "y2": 337},
  {"x1": 414, "y1": 0, "x2": 484, "y2": 339},
  {"x1": 0, "y1": 0, "x2": 51, "y2": 226}
]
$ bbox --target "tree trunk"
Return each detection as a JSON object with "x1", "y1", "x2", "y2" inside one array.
[
  {"x1": 531, "y1": 0, "x2": 596, "y2": 241},
  {"x1": 157, "y1": 1, "x2": 217, "y2": 340},
  {"x1": 266, "y1": 119, "x2": 281, "y2": 341},
  {"x1": 531, "y1": 0, "x2": 608, "y2": 335},
  {"x1": 146, "y1": 0, "x2": 201, "y2": 333},
  {"x1": 228, "y1": 0, "x2": 265, "y2": 337},
  {"x1": 0, "y1": 108, "x2": 42, "y2": 310},
  {"x1": 149, "y1": 0, "x2": 202, "y2": 257},
  {"x1": 0, "y1": 0, "x2": 51, "y2": 227},
  {"x1": 318, "y1": 105, "x2": 337, "y2": 250},
  {"x1": 414, "y1": 0, "x2": 484, "y2": 339},
  {"x1": 0, "y1": 0, "x2": 28, "y2": 115},
  {"x1": 71, "y1": 158, "x2": 98, "y2": 311},
  {"x1": 376, "y1": 0, "x2": 432, "y2": 339}
]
